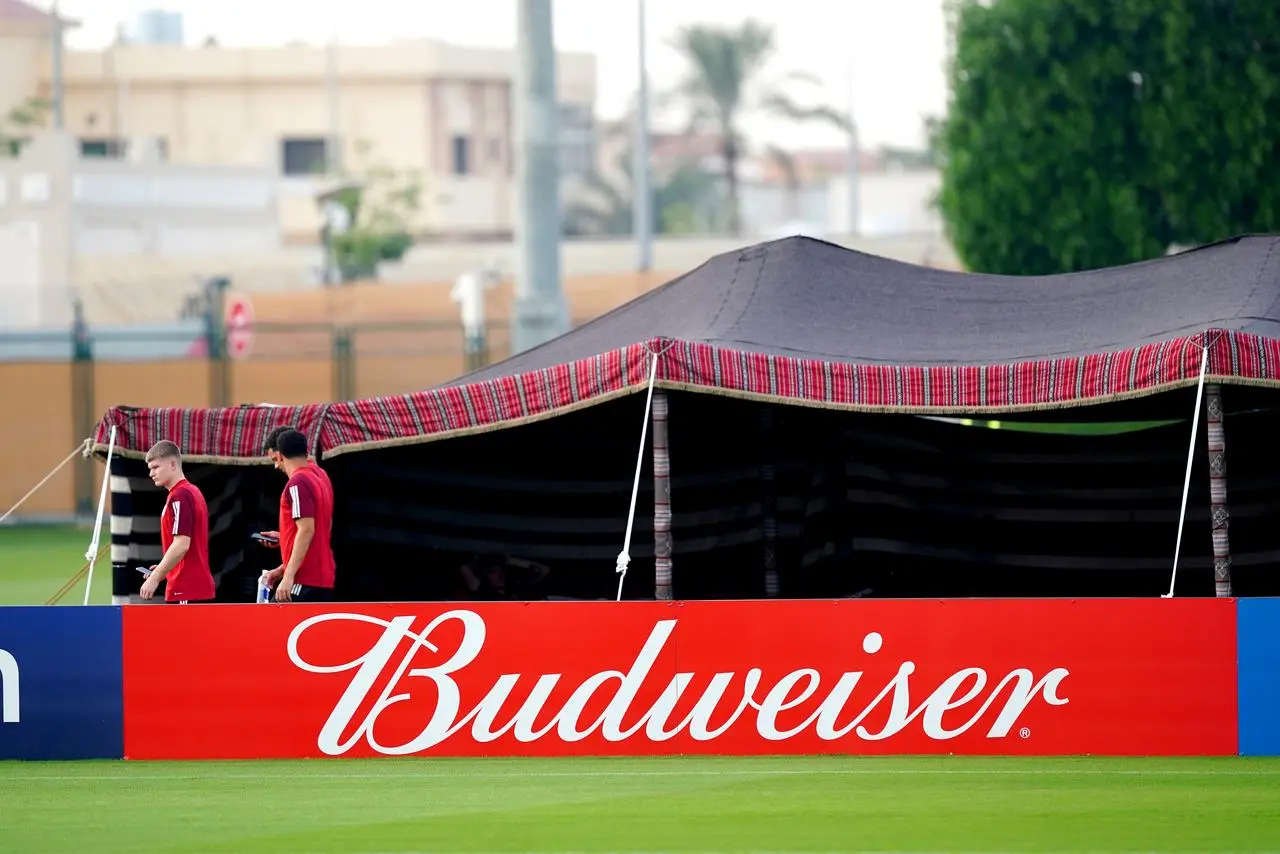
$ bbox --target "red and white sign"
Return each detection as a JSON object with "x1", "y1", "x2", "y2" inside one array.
[
  {"x1": 225, "y1": 294, "x2": 254, "y2": 360},
  {"x1": 120, "y1": 599, "x2": 1238, "y2": 759}
]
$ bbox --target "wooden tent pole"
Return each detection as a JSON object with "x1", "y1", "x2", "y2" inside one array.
[
  {"x1": 652, "y1": 390, "x2": 673, "y2": 600},
  {"x1": 1205, "y1": 384, "x2": 1233, "y2": 597}
]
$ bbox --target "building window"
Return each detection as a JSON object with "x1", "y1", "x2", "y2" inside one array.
[
  {"x1": 281, "y1": 137, "x2": 328, "y2": 176},
  {"x1": 79, "y1": 138, "x2": 126, "y2": 159},
  {"x1": 452, "y1": 134, "x2": 471, "y2": 175}
]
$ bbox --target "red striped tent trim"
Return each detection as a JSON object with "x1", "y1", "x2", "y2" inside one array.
[{"x1": 91, "y1": 328, "x2": 1280, "y2": 462}]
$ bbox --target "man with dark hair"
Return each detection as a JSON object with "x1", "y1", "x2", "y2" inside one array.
[
  {"x1": 257, "y1": 424, "x2": 294, "y2": 552},
  {"x1": 142, "y1": 440, "x2": 215, "y2": 604},
  {"x1": 263, "y1": 429, "x2": 336, "y2": 602},
  {"x1": 258, "y1": 423, "x2": 333, "y2": 550},
  {"x1": 263, "y1": 424, "x2": 294, "y2": 462}
]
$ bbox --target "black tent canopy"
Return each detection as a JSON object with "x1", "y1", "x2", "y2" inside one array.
[
  {"x1": 455, "y1": 233, "x2": 1280, "y2": 377},
  {"x1": 94, "y1": 236, "x2": 1280, "y2": 603}
]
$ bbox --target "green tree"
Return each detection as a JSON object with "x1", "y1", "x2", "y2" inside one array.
[
  {"x1": 0, "y1": 98, "x2": 49, "y2": 158},
  {"x1": 938, "y1": 0, "x2": 1280, "y2": 275},
  {"x1": 668, "y1": 19, "x2": 849, "y2": 235},
  {"x1": 326, "y1": 139, "x2": 423, "y2": 281}
]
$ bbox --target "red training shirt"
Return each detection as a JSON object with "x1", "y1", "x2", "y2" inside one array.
[
  {"x1": 279, "y1": 463, "x2": 336, "y2": 589},
  {"x1": 159, "y1": 479, "x2": 215, "y2": 602}
]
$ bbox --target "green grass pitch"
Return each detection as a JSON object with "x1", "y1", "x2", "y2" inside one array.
[
  {"x1": 2, "y1": 526, "x2": 1278, "y2": 852},
  {"x1": 1, "y1": 757, "x2": 1278, "y2": 853}
]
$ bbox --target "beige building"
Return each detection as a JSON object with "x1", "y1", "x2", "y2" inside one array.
[{"x1": 1, "y1": 0, "x2": 597, "y2": 240}]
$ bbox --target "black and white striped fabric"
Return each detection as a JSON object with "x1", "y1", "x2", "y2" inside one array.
[{"x1": 109, "y1": 387, "x2": 1280, "y2": 602}]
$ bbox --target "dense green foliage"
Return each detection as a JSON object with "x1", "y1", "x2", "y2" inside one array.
[{"x1": 938, "y1": 0, "x2": 1280, "y2": 275}]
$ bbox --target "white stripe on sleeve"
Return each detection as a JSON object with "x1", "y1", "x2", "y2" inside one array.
[
  {"x1": 171, "y1": 501, "x2": 181, "y2": 536},
  {"x1": 290, "y1": 484, "x2": 301, "y2": 520}
]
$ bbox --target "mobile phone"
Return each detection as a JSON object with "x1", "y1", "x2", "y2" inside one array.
[
  {"x1": 136, "y1": 567, "x2": 153, "y2": 577},
  {"x1": 251, "y1": 533, "x2": 279, "y2": 544}
]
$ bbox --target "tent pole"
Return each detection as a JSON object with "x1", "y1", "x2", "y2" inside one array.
[
  {"x1": 759, "y1": 405, "x2": 779, "y2": 597},
  {"x1": 1205, "y1": 384, "x2": 1233, "y2": 597},
  {"x1": 652, "y1": 390, "x2": 672, "y2": 600}
]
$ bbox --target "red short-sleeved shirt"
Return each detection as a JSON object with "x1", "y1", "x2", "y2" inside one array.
[
  {"x1": 279, "y1": 464, "x2": 336, "y2": 589},
  {"x1": 159, "y1": 479, "x2": 215, "y2": 602}
]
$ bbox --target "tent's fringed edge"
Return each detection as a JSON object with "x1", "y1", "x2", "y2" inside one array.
[
  {"x1": 83, "y1": 327, "x2": 1280, "y2": 462},
  {"x1": 655, "y1": 373, "x2": 1280, "y2": 416},
  {"x1": 318, "y1": 384, "x2": 652, "y2": 459},
  {"x1": 86, "y1": 445, "x2": 276, "y2": 465},
  {"x1": 88, "y1": 372, "x2": 1280, "y2": 463}
]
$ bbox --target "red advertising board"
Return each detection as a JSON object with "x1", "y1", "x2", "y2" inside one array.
[{"x1": 121, "y1": 598, "x2": 1237, "y2": 759}]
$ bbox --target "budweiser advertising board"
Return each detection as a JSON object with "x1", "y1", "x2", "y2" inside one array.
[{"x1": 121, "y1": 599, "x2": 1237, "y2": 759}]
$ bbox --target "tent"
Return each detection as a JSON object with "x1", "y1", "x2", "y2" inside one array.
[{"x1": 92, "y1": 235, "x2": 1280, "y2": 604}]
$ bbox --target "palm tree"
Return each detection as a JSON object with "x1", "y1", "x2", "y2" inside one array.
[
  {"x1": 668, "y1": 19, "x2": 850, "y2": 235},
  {"x1": 563, "y1": 146, "x2": 720, "y2": 237}
]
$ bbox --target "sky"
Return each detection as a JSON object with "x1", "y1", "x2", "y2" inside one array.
[{"x1": 50, "y1": 0, "x2": 949, "y2": 152}]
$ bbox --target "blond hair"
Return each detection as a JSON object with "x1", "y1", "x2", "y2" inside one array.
[{"x1": 145, "y1": 440, "x2": 182, "y2": 463}]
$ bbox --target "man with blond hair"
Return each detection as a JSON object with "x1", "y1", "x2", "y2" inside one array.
[{"x1": 141, "y1": 440, "x2": 215, "y2": 604}]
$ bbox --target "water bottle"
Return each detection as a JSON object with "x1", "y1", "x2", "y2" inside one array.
[{"x1": 257, "y1": 572, "x2": 272, "y2": 604}]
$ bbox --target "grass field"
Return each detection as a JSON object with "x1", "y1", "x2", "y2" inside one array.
[
  {"x1": 0, "y1": 523, "x2": 110, "y2": 606},
  {"x1": 0, "y1": 756, "x2": 1278, "y2": 853},
  {"x1": 3, "y1": 525, "x2": 1278, "y2": 852},
  {"x1": 0, "y1": 757, "x2": 1274, "y2": 850}
]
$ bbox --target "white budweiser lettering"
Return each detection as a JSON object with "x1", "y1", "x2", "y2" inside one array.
[{"x1": 287, "y1": 610, "x2": 1070, "y2": 756}]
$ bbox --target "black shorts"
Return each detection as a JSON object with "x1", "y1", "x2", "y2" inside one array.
[{"x1": 289, "y1": 583, "x2": 333, "y2": 603}]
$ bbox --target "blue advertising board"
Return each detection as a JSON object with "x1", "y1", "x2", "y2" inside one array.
[
  {"x1": 1238, "y1": 598, "x2": 1280, "y2": 756},
  {"x1": 0, "y1": 606, "x2": 124, "y2": 760}
]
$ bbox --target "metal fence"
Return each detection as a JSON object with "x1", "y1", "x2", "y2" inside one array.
[{"x1": 0, "y1": 315, "x2": 516, "y2": 520}]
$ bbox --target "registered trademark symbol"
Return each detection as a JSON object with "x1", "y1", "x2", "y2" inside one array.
[{"x1": 1019, "y1": 727, "x2": 1031, "y2": 739}]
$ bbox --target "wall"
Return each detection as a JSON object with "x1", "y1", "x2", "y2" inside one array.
[
  {"x1": 0, "y1": 131, "x2": 281, "y2": 328},
  {"x1": 0, "y1": 134, "x2": 76, "y2": 328},
  {"x1": 0, "y1": 221, "x2": 40, "y2": 327},
  {"x1": 3, "y1": 597, "x2": 1276, "y2": 761},
  {"x1": 66, "y1": 233, "x2": 960, "y2": 325},
  {"x1": 0, "y1": 356, "x2": 218, "y2": 520},
  {"x1": 0, "y1": 267, "x2": 678, "y2": 518},
  {"x1": 0, "y1": 19, "x2": 48, "y2": 119},
  {"x1": 826, "y1": 170, "x2": 944, "y2": 236},
  {"x1": 0, "y1": 361, "x2": 78, "y2": 516},
  {"x1": 37, "y1": 40, "x2": 596, "y2": 238}
]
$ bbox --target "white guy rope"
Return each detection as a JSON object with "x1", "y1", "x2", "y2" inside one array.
[
  {"x1": 616, "y1": 350, "x2": 661, "y2": 602},
  {"x1": 83, "y1": 425, "x2": 117, "y2": 605},
  {"x1": 1164, "y1": 345, "x2": 1209, "y2": 598},
  {"x1": 0, "y1": 443, "x2": 85, "y2": 526}
]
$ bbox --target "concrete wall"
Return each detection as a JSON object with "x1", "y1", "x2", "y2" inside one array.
[
  {"x1": 0, "y1": 131, "x2": 281, "y2": 328},
  {"x1": 65, "y1": 232, "x2": 959, "y2": 324},
  {"x1": 33, "y1": 39, "x2": 597, "y2": 239}
]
